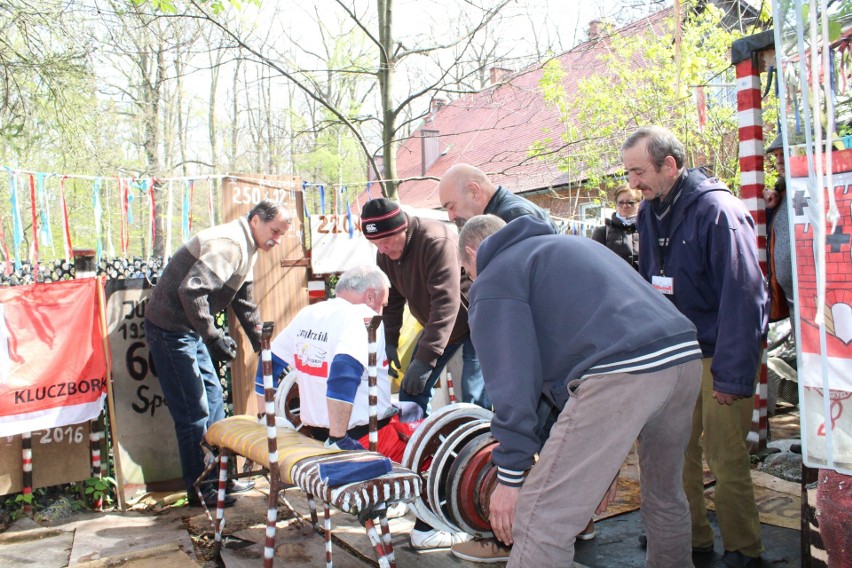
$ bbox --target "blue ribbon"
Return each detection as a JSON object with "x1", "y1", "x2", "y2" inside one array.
[
  {"x1": 302, "y1": 181, "x2": 310, "y2": 219},
  {"x1": 126, "y1": 180, "x2": 137, "y2": 224},
  {"x1": 93, "y1": 178, "x2": 103, "y2": 260},
  {"x1": 347, "y1": 200, "x2": 354, "y2": 238},
  {"x1": 5, "y1": 168, "x2": 23, "y2": 270},
  {"x1": 319, "y1": 185, "x2": 326, "y2": 215},
  {"x1": 36, "y1": 173, "x2": 52, "y2": 246},
  {"x1": 182, "y1": 180, "x2": 191, "y2": 241}
]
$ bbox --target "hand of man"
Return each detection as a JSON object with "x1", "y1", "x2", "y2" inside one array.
[
  {"x1": 207, "y1": 334, "x2": 237, "y2": 363},
  {"x1": 386, "y1": 343, "x2": 401, "y2": 378},
  {"x1": 712, "y1": 390, "x2": 742, "y2": 405},
  {"x1": 488, "y1": 483, "x2": 520, "y2": 546},
  {"x1": 401, "y1": 359, "x2": 433, "y2": 396}
]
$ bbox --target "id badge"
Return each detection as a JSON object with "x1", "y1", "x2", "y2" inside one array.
[{"x1": 652, "y1": 275, "x2": 674, "y2": 295}]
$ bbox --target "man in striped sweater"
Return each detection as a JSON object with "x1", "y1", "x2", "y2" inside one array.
[
  {"x1": 452, "y1": 215, "x2": 703, "y2": 567},
  {"x1": 145, "y1": 200, "x2": 291, "y2": 507}
]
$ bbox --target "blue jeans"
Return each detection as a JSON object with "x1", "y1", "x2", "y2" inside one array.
[
  {"x1": 399, "y1": 334, "x2": 490, "y2": 416},
  {"x1": 144, "y1": 319, "x2": 225, "y2": 493}
]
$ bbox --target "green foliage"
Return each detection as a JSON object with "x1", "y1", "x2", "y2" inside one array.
[
  {"x1": 535, "y1": 2, "x2": 748, "y2": 191},
  {"x1": 84, "y1": 476, "x2": 117, "y2": 506},
  {"x1": 15, "y1": 492, "x2": 34, "y2": 505},
  {"x1": 132, "y1": 0, "x2": 259, "y2": 15}
]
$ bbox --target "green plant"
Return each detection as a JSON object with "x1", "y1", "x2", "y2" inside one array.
[{"x1": 84, "y1": 476, "x2": 117, "y2": 506}]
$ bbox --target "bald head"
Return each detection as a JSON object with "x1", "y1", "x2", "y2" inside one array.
[{"x1": 438, "y1": 163, "x2": 497, "y2": 228}]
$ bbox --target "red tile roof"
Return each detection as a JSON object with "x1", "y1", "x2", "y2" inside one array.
[{"x1": 391, "y1": 8, "x2": 671, "y2": 210}]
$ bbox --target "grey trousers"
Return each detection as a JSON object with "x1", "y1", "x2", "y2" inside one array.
[{"x1": 508, "y1": 359, "x2": 702, "y2": 568}]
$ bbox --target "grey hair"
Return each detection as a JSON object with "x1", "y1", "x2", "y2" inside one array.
[
  {"x1": 248, "y1": 200, "x2": 292, "y2": 223},
  {"x1": 335, "y1": 264, "x2": 390, "y2": 295},
  {"x1": 621, "y1": 126, "x2": 686, "y2": 170},
  {"x1": 458, "y1": 215, "x2": 506, "y2": 263}
]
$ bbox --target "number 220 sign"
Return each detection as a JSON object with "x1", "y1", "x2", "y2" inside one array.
[{"x1": 309, "y1": 214, "x2": 376, "y2": 274}]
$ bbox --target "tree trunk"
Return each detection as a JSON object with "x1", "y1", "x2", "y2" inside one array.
[{"x1": 378, "y1": 0, "x2": 399, "y2": 201}]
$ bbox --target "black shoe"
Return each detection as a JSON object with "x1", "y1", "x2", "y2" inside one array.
[
  {"x1": 226, "y1": 478, "x2": 256, "y2": 494},
  {"x1": 722, "y1": 550, "x2": 761, "y2": 567},
  {"x1": 188, "y1": 490, "x2": 236, "y2": 508},
  {"x1": 693, "y1": 543, "x2": 715, "y2": 555},
  {"x1": 638, "y1": 533, "x2": 647, "y2": 548}
]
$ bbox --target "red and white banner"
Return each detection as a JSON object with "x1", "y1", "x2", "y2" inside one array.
[{"x1": 0, "y1": 278, "x2": 108, "y2": 437}]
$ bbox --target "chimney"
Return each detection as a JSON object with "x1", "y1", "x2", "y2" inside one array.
[
  {"x1": 421, "y1": 130, "x2": 440, "y2": 176},
  {"x1": 588, "y1": 19, "x2": 602, "y2": 40},
  {"x1": 489, "y1": 67, "x2": 512, "y2": 86},
  {"x1": 431, "y1": 98, "x2": 446, "y2": 114}
]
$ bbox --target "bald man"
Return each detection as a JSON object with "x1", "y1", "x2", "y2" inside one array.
[{"x1": 437, "y1": 163, "x2": 559, "y2": 232}]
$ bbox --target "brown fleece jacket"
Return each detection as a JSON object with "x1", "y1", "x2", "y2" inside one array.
[{"x1": 376, "y1": 214, "x2": 469, "y2": 367}]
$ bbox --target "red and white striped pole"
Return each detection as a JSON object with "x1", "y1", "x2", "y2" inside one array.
[
  {"x1": 736, "y1": 56, "x2": 769, "y2": 453},
  {"x1": 21, "y1": 432, "x2": 32, "y2": 516}
]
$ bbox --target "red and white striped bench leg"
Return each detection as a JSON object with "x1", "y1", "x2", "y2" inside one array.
[
  {"x1": 364, "y1": 517, "x2": 392, "y2": 568},
  {"x1": 215, "y1": 454, "x2": 229, "y2": 543},
  {"x1": 376, "y1": 505, "x2": 396, "y2": 568},
  {"x1": 324, "y1": 503, "x2": 333, "y2": 568}
]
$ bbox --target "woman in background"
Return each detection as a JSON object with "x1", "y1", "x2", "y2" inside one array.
[{"x1": 592, "y1": 185, "x2": 641, "y2": 270}]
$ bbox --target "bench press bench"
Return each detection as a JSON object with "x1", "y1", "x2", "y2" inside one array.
[{"x1": 196, "y1": 318, "x2": 422, "y2": 568}]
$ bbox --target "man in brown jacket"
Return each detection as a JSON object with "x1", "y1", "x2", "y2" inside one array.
[
  {"x1": 361, "y1": 198, "x2": 486, "y2": 417},
  {"x1": 361, "y1": 197, "x2": 484, "y2": 550}
]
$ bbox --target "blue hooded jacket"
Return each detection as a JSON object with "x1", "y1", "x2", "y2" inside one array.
[
  {"x1": 637, "y1": 168, "x2": 768, "y2": 396},
  {"x1": 469, "y1": 216, "x2": 700, "y2": 484}
]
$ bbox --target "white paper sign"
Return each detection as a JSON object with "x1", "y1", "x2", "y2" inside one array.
[{"x1": 310, "y1": 214, "x2": 376, "y2": 274}]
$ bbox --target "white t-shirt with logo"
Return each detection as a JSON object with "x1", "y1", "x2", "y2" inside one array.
[{"x1": 270, "y1": 297, "x2": 391, "y2": 429}]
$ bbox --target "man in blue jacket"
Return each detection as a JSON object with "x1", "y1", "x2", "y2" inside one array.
[
  {"x1": 451, "y1": 214, "x2": 703, "y2": 567},
  {"x1": 623, "y1": 126, "x2": 768, "y2": 568}
]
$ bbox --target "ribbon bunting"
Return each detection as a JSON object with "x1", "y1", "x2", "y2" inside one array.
[
  {"x1": 93, "y1": 178, "x2": 103, "y2": 260},
  {"x1": 302, "y1": 181, "x2": 310, "y2": 219},
  {"x1": 118, "y1": 178, "x2": 129, "y2": 257},
  {"x1": 165, "y1": 180, "x2": 174, "y2": 259},
  {"x1": 188, "y1": 179, "x2": 194, "y2": 235},
  {"x1": 182, "y1": 179, "x2": 191, "y2": 242},
  {"x1": 0, "y1": 212, "x2": 11, "y2": 274},
  {"x1": 58, "y1": 176, "x2": 73, "y2": 260},
  {"x1": 28, "y1": 174, "x2": 39, "y2": 266},
  {"x1": 126, "y1": 180, "x2": 135, "y2": 225},
  {"x1": 6, "y1": 168, "x2": 23, "y2": 271},
  {"x1": 146, "y1": 178, "x2": 156, "y2": 258}
]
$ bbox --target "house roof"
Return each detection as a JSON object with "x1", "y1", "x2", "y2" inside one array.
[{"x1": 388, "y1": 8, "x2": 671, "y2": 210}]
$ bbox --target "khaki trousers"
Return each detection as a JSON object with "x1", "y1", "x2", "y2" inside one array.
[
  {"x1": 682, "y1": 358, "x2": 763, "y2": 557},
  {"x1": 509, "y1": 360, "x2": 701, "y2": 568}
]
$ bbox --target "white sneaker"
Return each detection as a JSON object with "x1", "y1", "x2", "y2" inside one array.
[
  {"x1": 386, "y1": 502, "x2": 408, "y2": 519},
  {"x1": 410, "y1": 528, "x2": 472, "y2": 550}
]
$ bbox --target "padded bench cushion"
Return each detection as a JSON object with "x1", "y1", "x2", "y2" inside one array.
[
  {"x1": 292, "y1": 453, "x2": 421, "y2": 515},
  {"x1": 205, "y1": 415, "x2": 422, "y2": 515},
  {"x1": 205, "y1": 415, "x2": 339, "y2": 483}
]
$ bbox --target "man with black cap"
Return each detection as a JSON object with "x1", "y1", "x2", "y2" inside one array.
[{"x1": 361, "y1": 196, "x2": 483, "y2": 550}]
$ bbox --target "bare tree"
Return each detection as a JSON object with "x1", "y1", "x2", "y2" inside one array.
[{"x1": 153, "y1": 0, "x2": 513, "y2": 199}]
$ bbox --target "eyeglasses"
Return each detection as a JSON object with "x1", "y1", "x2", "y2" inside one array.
[{"x1": 616, "y1": 200, "x2": 637, "y2": 207}]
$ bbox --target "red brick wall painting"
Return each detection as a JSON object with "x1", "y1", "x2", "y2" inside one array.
[{"x1": 789, "y1": 148, "x2": 852, "y2": 473}]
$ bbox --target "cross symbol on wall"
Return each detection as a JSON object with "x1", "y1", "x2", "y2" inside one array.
[
  {"x1": 792, "y1": 190, "x2": 808, "y2": 216},
  {"x1": 826, "y1": 225, "x2": 851, "y2": 253}
]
